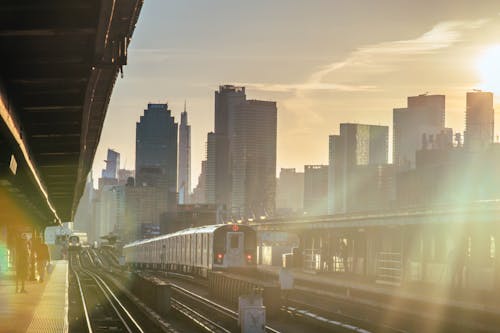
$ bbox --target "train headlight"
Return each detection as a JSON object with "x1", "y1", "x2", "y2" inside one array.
[{"x1": 216, "y1": 253, "x2": 224, "y2": 263}]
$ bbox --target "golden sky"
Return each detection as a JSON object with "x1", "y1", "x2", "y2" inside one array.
[{"x1": 93, "y1": 0, "x2": 500, "y2": 186}]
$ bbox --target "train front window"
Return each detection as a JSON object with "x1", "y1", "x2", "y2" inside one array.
[{"x1": 230, "y1": 234, "x2": 240, "y2": 249}]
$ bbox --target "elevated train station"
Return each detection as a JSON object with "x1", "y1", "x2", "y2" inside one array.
[
  {"x1": 0, "y1": 1, "x2": 143, "y2": 332},
  {"x1": 253, "y1": 202, "x2": 500, "y2": 289}
]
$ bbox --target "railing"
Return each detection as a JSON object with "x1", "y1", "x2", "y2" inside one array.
[
  {"x1": 303, "y1": 249, "x2": 321, "y2": 271},
  {"x1": 376, "y1": 252, "x2": 402, "y2": 286}
]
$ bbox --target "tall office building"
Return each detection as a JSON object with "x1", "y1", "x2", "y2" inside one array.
[
  {"x1": 276, "y1": 168, "x2": 304, "y2": 215},
  {"x1": 101, "y1": 149, "x2": 120, "y2": 179},
  {"x1": 329, "y1": 123, "x2": 389, "y2": 214},
  {"x1": 465, "y1": 91, "x2": 494, "y2": 151},
  {"x1": 393, "y1": 94, "x2": 445, "y2": 169},
  {"x1": 178, "y1": 105, "x2": 191, "y2": 204},
  {"x1": 74, "y1": 173, "x2": 94, "y2": 237},
  {"x1": 303, "y1": 165, "x2": 329, "y2": 216},
  {"x1": 205, "y1": 132, "x2": 216, "y2": 205},
  {"x1": 231, "y1": 100, "x2": 277, "y2": 218},
  {"x1": 117, "y1": 169, "x2": 134, "y2": 186},
  {"x1": 212, "y1": 85, "x2": 246, "y2": 210},
  {"x1": 135, "y1": 103, "x2": 178, "y2": 192}
]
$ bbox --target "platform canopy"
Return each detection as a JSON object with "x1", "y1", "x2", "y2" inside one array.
[{"x1": 0, "y1": 0, "x2": 143, "y2": 226}]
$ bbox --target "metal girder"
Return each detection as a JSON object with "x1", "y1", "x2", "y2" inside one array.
[
  {"x1": 0, "y1": 28, "x2": 96, "y2": 37},
  {"x1": 0, "y1": 0, "x2": 143, "y2": 224},
  {"x1": 23, "y1": 105, "x2": 82, "y2": 112}
]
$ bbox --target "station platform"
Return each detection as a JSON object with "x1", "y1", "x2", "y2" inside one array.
[
  {"x1": 0, "y1": 260, "x2": 68, "y2": 333},
  {"x1": 257, "y1": 265, "x2": 500, "y2": 315}
]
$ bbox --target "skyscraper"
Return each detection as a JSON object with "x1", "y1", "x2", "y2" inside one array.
[
  {"x1": 205, "y1": 132, "x2": 216, "y2": 205},
  {"x1": 329, "y1": 123, "x2": 389, "y2": 214},
  {"x1": 231, "y1": 99, "x2": 277, "y2": 218},
  {"x1": 276, "y1": 168, "x2": 304, "y2": 215},
  {"x1": 304, "y1": 165, "x2": 329, "y2": 216},
  {"x1": 465, "y1": 90, "x2": 494, "y2": 151},
  {"x1": 98, "y1": 149, "x2": 119, "y2": 189},
  {"x1": 213, "y1": 85, "x2": 246, "y2": 210},
  {"x1": 135, "y1": 103, "x2": 178, "y2": 192},
  {"x1": 393, "y1": 94, "x2": 445, "y2": 169},
  {"x1": 101, "y1": 149, "x2": 120, "y2": 179},
  {"x1": 178, "y1": 103, "x2": 191, "y2": 204}
]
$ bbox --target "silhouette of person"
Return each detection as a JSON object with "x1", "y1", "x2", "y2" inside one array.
[
  {"x1": 450, "y1": 238, "x2": 467, "y2": 289},
  {"x1": 15, "y1": 234, "x2": 30, "y2": 293},
  {"x1": 36, "y1": 239, "x2": 51, "y2": 282},
  {"x1": 339, "y1": 238, "x2": 349, "y2": 273}
]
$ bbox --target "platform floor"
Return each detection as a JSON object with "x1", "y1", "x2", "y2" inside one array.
[
  {"x1": 0, "y1": 260, "x2": 68, "y2": 333},
  {"x1": 258, "y1": 264, "x2": 500, "y2": 315}
]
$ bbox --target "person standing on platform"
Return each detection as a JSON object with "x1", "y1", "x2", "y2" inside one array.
[
  {"x1": 36, "y1": 239, "x2": 50, "y2": 282},
  {"x1": 15, "y1": 234, "x2": 30, "y2": 293}
]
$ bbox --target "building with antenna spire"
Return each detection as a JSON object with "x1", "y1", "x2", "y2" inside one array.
[{"x1": 178, "y1": 101, "x2": 191, "y2": 204}]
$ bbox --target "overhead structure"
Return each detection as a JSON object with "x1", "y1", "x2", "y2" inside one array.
[{"x1": 0, "y1": 0, "x2": 143, "y2": 226}]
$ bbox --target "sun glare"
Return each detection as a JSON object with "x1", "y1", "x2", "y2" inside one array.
[{"x1": 477, "y1": 45, "x2": 500, "y2": 94}]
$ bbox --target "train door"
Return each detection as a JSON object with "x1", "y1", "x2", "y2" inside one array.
[{"x1": 225, "y1": 232, "x2": 244, "y2": 267}]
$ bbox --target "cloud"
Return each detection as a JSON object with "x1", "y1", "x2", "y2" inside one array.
[
  {"x1": 235, "y1": 82, "x2": 377, "y2": 93},
  {"x1": 242, "y1": 19, "x2": 487, "y2": 94}
]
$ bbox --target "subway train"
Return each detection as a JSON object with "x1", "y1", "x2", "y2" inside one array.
[
  {"x1": 68, "y1": 235, "x2": 81, "y2": 251},
  {"x1": 68, "y1": 232, "x2": 88, "y2": 252},
  {"x1": 123, "y1": 224, "x2": 257, "y2": 277}
]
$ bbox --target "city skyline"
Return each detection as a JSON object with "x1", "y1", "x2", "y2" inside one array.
[{"x1": 92, "y1": 0, "x2": 500, "y2": 187}]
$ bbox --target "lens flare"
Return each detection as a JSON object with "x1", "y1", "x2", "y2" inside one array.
[{"x1": 476, "y1": 45, "x2": 500, "y2": 94}]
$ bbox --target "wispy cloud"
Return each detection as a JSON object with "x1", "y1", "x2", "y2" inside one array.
[
  {"x1": 242, "y1": 19, "x2": 487, "y2": 94},
  {"x1": 234, "y1": 82, "x2": 377, "y2": 93}
]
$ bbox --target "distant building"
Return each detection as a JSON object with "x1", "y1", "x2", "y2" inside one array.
[
  {"x1": 205, "y1": 132, "x2": 217, "y2": 205},
  {"x1": 303, "y1": 165, "x2": 329, "y2": 216},
  {"x1": 98, "y1": 148, "x2": 120, "y2": 190},
  {"x1": 393, "y1": 94, "x2": 446, "y2": 169},
  {"x1": 348, "y1": 164, "x2": 396, "y2": 212},
  {"x1": 73, "y1": 173, "x2": 94, "y2": 240},
  {"x1": 231, "y1": 99, "x2": 277, "y2": 219},
  {"x1": 101, "y1": 149, "x2": 120, "y2": 179},
  {"x1": 99, "y1": 185, "x2": 125, "y2": 238},
  {"x1": 212, "y1": 85, "x2": 246, "y2": 211},
  {"x1": 465, "y1": 91, "x2": 494, "y2": 151},
  {"x1": 329, "y1": 123, "x2": 389, "y2": 214},
  {"x1": 191, "y1": 160, "x2": 207, "y2": 204},
  {"x1": 118, "y1": 169, "x2": 134, "y2": 186},
  {"x1": 178, "y1": 105, "x2": 191, "y2": 204},
  {"x1": 124, "y1": 185, "x2": 170, "y2": 241},
  {"x1": 160, "y1": 204, "x2": 217, "y2": 235},
  {"x1": 276, "y1": 168, "x2": 304, "y2": 215},
  {"x1": 135, "y1": 103, "x2": 178, "y2": 193},
  {"x1": 397, "y1": 144, "x2": 500, "y2": 207}
]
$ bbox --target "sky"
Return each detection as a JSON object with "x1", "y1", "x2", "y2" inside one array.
[{"x1": 93, "y1": 0, "x2": 500, "y2": 188}]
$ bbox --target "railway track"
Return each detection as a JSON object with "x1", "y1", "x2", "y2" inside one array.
[
  {"x1": 84, "y1": 250, "x2": 275, "y2": 333},
  {"x1": 169, "y1": 282, "x2": 281, "y2": 333},
  {"x1": 70, "y1": 254, "x2": 146, "y2": 333},
  {"x1": 160, "y1": 271, "x2": 391, "y2": 333}
]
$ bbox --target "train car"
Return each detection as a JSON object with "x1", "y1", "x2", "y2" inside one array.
[
  {"x1": 68, "y1": 235, "x2": 81, "y2": 251},
  {"x1": 68, "y1": 232, "x2": 88, "y2": 252},
  {"x1": 123, "y1": 224, "x2": 257, "y2": 277}
]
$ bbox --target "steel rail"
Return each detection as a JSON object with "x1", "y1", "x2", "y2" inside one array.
[
  {"x1": 82, "y1": 267, "x2": 145, "y2": 333},
  {"x1": 72, "y1": 253, "x2": 143, "y2": 333},
  {"x1": 169, "y1": 282, "x2": 281, "y2": 333},
  {"x1": 170, "y1": 298, "x2": 231, "y2": 333},
  {"x1": 71, "y1": 256, "x2": 94, "y2": 333}
]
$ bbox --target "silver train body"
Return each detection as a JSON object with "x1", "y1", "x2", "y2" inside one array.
[
  {"x1": 68, "y1": 232, "x2": 87, "y2": 252},
  {"x1": 123, "y1": 224, "x2": 257, "y2": 277},
  {"x1": 68, "y1": 235, "x2": 81, "y2": 251}
]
